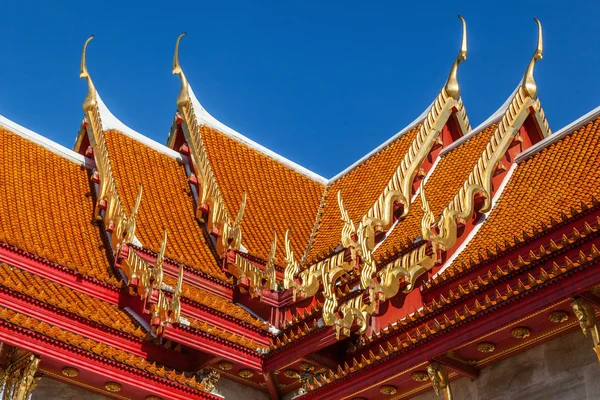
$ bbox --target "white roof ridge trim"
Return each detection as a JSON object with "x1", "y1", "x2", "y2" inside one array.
[
  {"x1": 440, "y1": 84, "x2": 520, "y2": 157},
  {"x1": 96, "y1": 94, "x2": 183, "y2": 161},
  {"x1": 515, "y1": 103, "x2": 600, "y2": 164},
  {"x1": 328, "y1": 101, "x2": 433, "y2": 184},
  {"x1": 0, "y1": 114, "x2": 88, "y2": 166},
  {"x1": 187, "y1": 85, "x2": 328, "y2": 184}
]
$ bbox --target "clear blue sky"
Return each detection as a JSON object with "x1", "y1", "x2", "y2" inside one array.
[{"x1": 1, "y1": 0, "x2": 598, "y2": 178}]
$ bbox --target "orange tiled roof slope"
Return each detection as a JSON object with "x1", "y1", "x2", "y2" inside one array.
[
  {"x1": 0, "y1": 262, "x2": 146, "y2": 338},
  {"x1": 450, "y1": 116, "x2": 600, "y2": 268},
  {"x1": 376, "y1": 124, "x2": 498, "y2": 256},
  {"x1": 0, "y1": 128, "x2": 119, "y2": 286},
  {"x1": 200, "y1": 125, "x2": 325, "y2": 261},
  {"x1": 306, "y1": 125, "x2": 422, "y2": 262},
  {"x1": 104, "y1": 130, "x2": 228, "y2": 281}
]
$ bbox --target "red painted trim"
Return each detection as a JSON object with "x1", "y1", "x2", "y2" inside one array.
[
  {"x1": 264, "y1": 327, "x2": 338, "y2": 372},
  {"x1": 0, "y1": 287, "x2": 192, "y2": 369},
  {"x1": 0, "y1": 243, "x2": 120, "y2": 304},
  {"x1": 0, "y1": 321, "x2": 218, "y2": 400},
  {"x1": 165, "y1": 325, "x2": 265, "y2": 370}
]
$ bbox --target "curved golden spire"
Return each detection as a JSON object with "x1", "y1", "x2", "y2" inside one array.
[
  {"x1": 522, "y1": 18, "x2": 543, "y2": 99},
  {"x1": 444, "y1": 15, "x2": 468, "y2": 100},
  {"x1": 80, "y1": 35, "x2": 98, "y2": 113},
  {"x1": 173, "y1": 33, "x2": 190, "y2": 109}
]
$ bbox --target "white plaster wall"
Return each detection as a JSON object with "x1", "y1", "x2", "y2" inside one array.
[
  {"x1": 412, "y1": 329, "x2": 600, "y2": 400},
  {"x1": 214, "y1": 378, "x2": 270, "y2": 400},
  {"x1": 31, "y1": 377, "x2": 108, "y2": 399}
]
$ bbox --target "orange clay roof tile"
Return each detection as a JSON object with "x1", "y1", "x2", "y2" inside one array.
[
  {"x1": 0, "y1": 128, "x2": 120, "y2": 286},
  {"x1": 307, "y1": 125, "x2": 422, "y2": 262},
  {"x1": 450, "y1": 116, "x2": 600, "y2": 268},
  {"x1": 186, "y1": 316, "x2": 263, "y2": 350},
  {"x1": 104, "y1": 130, "x2": 227, "y2": 281},
  {"x1": 376, "y1": 124, "x2": 498, "y2": 257},
  {"x1": 0, "y1": 263, "x2": 145, "y2": 338},
  {"x1": 200, "y1": 126, "x2": 324, "y2": 262}
]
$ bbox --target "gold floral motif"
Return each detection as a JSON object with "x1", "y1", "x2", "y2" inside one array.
[
  {"x1": 218, "y1": 361, "x2": 233, "y2": 371},
  {"x1": 299, "y1": 362, "x2": 315, "y2": 372},
  {"x1": 104, "y1": 382, "x2": 122, "y2": 392},
  {"x1": 380, "y1": 385, "x2": 398, "y2": 395},
  {"x1": 61, "y1": 367, "x2": 79, "y2": 377},
  {"x1": 146, "y1": 396, "x2": 162, "y2": 400},
  {"x1": 477, "y1": 342, "x2": 496, "y2": 353},
  {"x1": 549, "y1": 310, "x2": 569, "y2": 323},
  {"x1": 511, "y1": 327, "x2": 531, "y2": 339},
  {"x1": 284, "y1": 369, "x2": 300, "y2": 379},
  {"x1": 411, "y1": 371, "x2": 429, "y2": 382},
  {"x1": 238, "y1": 369, "x2": 254, "y2": 378}
]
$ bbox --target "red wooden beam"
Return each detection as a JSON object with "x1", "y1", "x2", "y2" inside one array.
[
  {"x1": 434, "y1": 355, "x2": 479, "y2": 380},
  {"x1": 263, "y1": 372, "x2": 279, "y2": 400}
]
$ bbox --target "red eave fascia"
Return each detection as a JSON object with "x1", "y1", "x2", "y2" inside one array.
[
  {"x1": 0, "y1": 242, "x2": 120, "y2": 304},
  {"x1": 0, "y1": 286, "x2": 192, "y2": 370},
  {"x1": 301, "y1": 243, "x2": 600, "y2": 399},
  {"x1": 180, "y1": 301, "x2": 271, "y2": 346},
  {"x1": 165, "y1": 324, "x2": 265, "y2": 370},
  {"x1": 0, "y1": 321, "x2": 217, "y2": 400},
  {"x1": 263, "y1": 326, "x2": 337, "y2": 372}
]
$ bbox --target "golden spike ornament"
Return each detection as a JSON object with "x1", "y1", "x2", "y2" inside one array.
[
  {"x1": 571, "y1": 297, "x2": 600, "y2": 361},
  {"x1": 80, "y1": 35, "x2": 97, "y2": 113},
  {"x1": 172, "y1": 32, "x2": 191, "y2": 109},
  {"x1": 445, "y1": 15, "x2": 468, "y2": 100},
  {"x1": 264, "y1": 231, "x2": 278, "y2": 291},
  {"x1": 522, "y1": 18, "x2": 543, "y2": 99}
]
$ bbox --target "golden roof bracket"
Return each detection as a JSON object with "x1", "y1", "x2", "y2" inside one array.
[
  {"x1": 80, "y1": 35, "x2": 97, "y2": 113},
  {"x1": 522, "y1": 18, "x2": 543, "y2": 99},
  {"x1": 173, "y1": 32, "x2": 191, "y2": 109},
  {"x1": 444, "y1": 15, "x2": 468, "y2": 100}
]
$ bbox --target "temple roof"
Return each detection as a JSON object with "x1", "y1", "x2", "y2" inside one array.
[{"x1": 0, "y1": 126, "x2": 119, "y2": 286}]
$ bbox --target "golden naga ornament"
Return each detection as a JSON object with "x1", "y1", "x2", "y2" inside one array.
[
  {"x1": 571, "y1": 297, "x2": 600, "y2": 361},
  {"x1": 427, "y1": 362, "x2": 453, "y2": 400}
]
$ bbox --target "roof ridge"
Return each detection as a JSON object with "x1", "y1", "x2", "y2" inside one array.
[
  {"x1": 96, "y1": 94, "x2": 183, "y2": 161},
  {"x1": 515, "y1": 103, "x2": 600, "y2": 163},
  {"x1": 0, "y1": 114, "x2": 87, "y2": 165},
  {"x1": 187, "y1": 86, "x2": 328, "y2": 184}
]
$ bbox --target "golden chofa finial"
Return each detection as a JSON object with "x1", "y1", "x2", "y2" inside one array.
[
  {"x1": 173, "y1": 32, "x2": 190, "y2": 109},
  {"x1": 522, "y1": 18, "x2": 543, "y2": 99},
  {"x1": 80, "y1": 35, "x2": 98, "y2": 113},
  {"x1": 444, "y1": 15, "x2": 468, "y2": 100}
]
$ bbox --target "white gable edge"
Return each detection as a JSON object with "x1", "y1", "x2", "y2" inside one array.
[
  {"x1": 0, "y1": 114, "x2": 87, "y2": 166},
  {"x1": 187, "y1": 85, "x2": 328, "y2": 184},
  {"x1": 515, "y1": 104, "x2": 600, "y2": 164},
  {"x1": 96, "y1": 94, "x2": 183, "y2": 162}
]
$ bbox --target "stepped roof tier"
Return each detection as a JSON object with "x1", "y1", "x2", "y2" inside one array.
[{"x1": 0, "y1": 16, "x2": 599, "y2": 400}]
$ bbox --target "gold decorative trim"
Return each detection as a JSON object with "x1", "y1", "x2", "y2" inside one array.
[
  {"x1": 218, "y1": 361, "x2": 233, "y2": 371},
  {"x1": 571, "y1": 297, "x2": 600, "y2": 361},
  {"x1": 511, "y1": 327, "x2": 531, "y2": 339},
  {"x1": 238, "y1": 369, "x2": 254, "y2": 378},
  {"x1": 105, "y1": 382, "x2": 122, "y2": 392},
  {"x1": 79, "y1": 37, "x2": 180, "y2": 332},
  {"x1": 427, "y1": 362, "x2": 452, "y2": 399},
  {"x1": 61, "y1": 367, "x2": 79, "y2": 377},
  {"x1": 380, "y1": 385, "x2": 398, "y2": 395},
  {"x1": 476, "y1": 342, "x2": 496, "y2": 353},
  {"x1": 549, "y1": 310, "x2": 569, "y2": 323}
]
